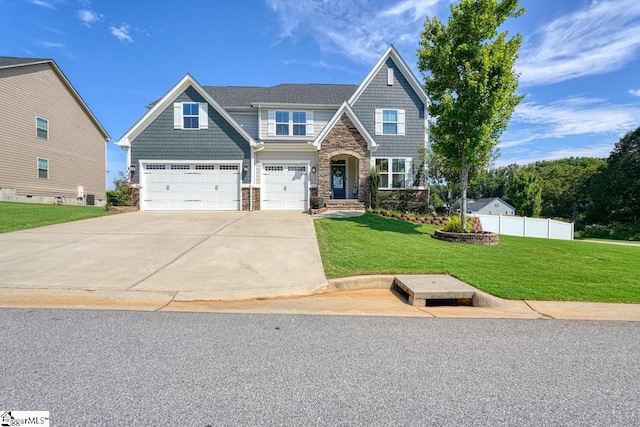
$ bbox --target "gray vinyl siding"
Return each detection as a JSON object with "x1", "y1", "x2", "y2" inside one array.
[
  {"x1": 131, "y1": 86, "x2": 252, "y2": 183},
  {"x1": 351, "y1": 57, "x2": 425, "y2": 159},
  {"x1": 228, "y1": 111, "x2": 258, "y2": 139},
  {"x1": 0, "y1": 63, "x2": 107, "y2": 200}
]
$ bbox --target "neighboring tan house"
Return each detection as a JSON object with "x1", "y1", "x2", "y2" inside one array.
[
  {"x1": 0, "y1": 57, "x2": 110, "y2": 206},
  {"x1": 467, "y1": 197, "x2": 516, "y2": 216},
  {"x1": 116, "y1": 45, "x2": 430, "y2": 211}
]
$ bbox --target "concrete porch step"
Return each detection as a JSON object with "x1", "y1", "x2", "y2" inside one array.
[
  {"x1": 394, "y1": 275, "x2": 478, "y2": 306},
  {"x1": 325, "y1": 200, "x2": 366, "y2": 210}
]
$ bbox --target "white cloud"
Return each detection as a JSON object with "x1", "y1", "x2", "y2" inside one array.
[
  {"x1": 518, "y1": 0, "x2": 640, "y2": 86},
  {"x1": 77, "y1": 9, "x2": 101, "y2": 27},
  {"x1": 495, "y1": 141, "x2": 614, "y2": 166},
  {"x1": 110, "y1": 24, "x2": 133, "y2": 43},
  {"x1": 266, "y1": 0, "x2": 440, "y2": 63},
  {"x1": 629, "y1": 89, "x2": 640, "y2": 97},
  {"x1": 501, "y1": 96, "x2": 640, "y2": 150},
  {"x1": 30, "y1": 0, "x2": 55, "y2": 9},
  {"x1": 35, "y1": 40, "x2": 64, "y2": 48}
]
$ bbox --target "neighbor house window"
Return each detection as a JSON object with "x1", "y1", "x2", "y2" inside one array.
[
  {"x1": 374, "y1": 109, "x2": 405, "y2": 135},
  {"x1": 37, "y1": 157, "x2": 48, "y2": 179},
  {"x1": 375, "y1": 157, "x2": 410, "y2": 189},
  {"x1": 182, "y1": 103, "x2": 199, "y2": 129},
  {"x1": 269, "y1": 110, "x2": 313, "y2": 136},
  {"x1": 36, "y1": 117, "x2": 48, "y2": 139},
  {"x1": 276, "y1": 111, "x2": 289, "y2": 135}
]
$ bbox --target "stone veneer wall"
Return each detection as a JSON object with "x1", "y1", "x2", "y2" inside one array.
[
  {"x1": 318, "y1": 114, "x2": 370, "y2": 204},
  {"x1": 242, "y1": 188, "x2": 261, "y2": 211}
]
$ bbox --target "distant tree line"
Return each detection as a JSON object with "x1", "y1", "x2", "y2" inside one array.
[{"x1": 426, "y1": 126, "x2": 640, "y2": 240}]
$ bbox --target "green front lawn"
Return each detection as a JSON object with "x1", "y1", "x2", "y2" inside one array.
[
  {"x1": 0, "y1": 201, "x2": 118, "y2": 234},
  {"x1": 314, "y1": 213, "x2": 640, "y2": 303}
]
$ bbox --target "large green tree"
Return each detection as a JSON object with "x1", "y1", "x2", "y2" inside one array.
[
  {"x1": 587, "y1": 127, "x2": 640, "y2": 225},
  {"x1": 507, "y1": 168, "x2": 541, "y2": 217},
  {"x1": 418, "y1": 0, "x2": 524, "y2": 232}
]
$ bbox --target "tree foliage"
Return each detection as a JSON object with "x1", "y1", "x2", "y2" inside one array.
[
  {"x1": 507, "y1": 168, "x2": 541, "y2": 217},
  {"x1": 418, "y1": 0, "x2": 524, "y2": 231},
  {"x1": 587, "y1": 127, "x2": 640, "y2": 225}
]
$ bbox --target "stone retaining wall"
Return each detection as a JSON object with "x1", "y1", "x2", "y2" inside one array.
[{"x1": 432, "y1": 229, "x2": 499, "y2": 245}]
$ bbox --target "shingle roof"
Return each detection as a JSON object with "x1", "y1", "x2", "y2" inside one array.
[
  {"x1": 0, "y1": 56, "x2": 51, "y2": 68},
  {"x1": 203, "y1": 83, "x2": 358, "y2": 107},
  {"x1": 467, "y1": 197, "x2": 515, "y2": 212}
]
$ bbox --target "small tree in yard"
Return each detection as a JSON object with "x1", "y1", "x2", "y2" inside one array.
[{"x1": 418, "y1": 0, "x2": 524, "y2": 232}]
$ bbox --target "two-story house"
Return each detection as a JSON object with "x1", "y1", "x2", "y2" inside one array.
[
  {"x1": 116, "y1": 46, "x2": 429, "y2": 211},
  {"x1": 0, "y1": 57, "x2": 110, "y2": 206}
]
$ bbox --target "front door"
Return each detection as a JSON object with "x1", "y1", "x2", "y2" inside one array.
[{"x1": 331, "y1": 166, "x2": 346, "y2": 199}]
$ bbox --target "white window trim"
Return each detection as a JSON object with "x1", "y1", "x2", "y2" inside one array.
[
  {"x1": 267, "y1": 110, "x2": 314, "y2": 137},
  {"x1": 374, "y1": 108, "x2": 405, "y2": 135},
  {"x1": 36, "y1": 116, "x2": 48, "y2": 140},
  {"x1": 173, "y1": 102, "x2": 208, "y2": 130},
  {"x1": 373, "y1": 157, "x2": 413, "y2": 189},
  {"x1": 37, "y1": 157, "x2": 49, "y2": 179}
]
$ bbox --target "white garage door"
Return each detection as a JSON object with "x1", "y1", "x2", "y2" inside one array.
[
  {"x1": 262, "y1": 164, "x2": 308, "y2": 210},
  {"x1": 141, "y1": 163, "x2": 241, "y2": 211}
]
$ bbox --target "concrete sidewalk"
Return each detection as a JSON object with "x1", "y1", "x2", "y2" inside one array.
[{"x1": 1, "y1": 277, "x2": 639, "y2": 321}]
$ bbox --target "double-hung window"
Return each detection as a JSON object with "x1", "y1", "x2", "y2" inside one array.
[
  {"x1": 269, "y1": 110, "x2": 313, "y2": 136},
  {"x1": 182, "y1": 103, "x2": 199, "y2": 129},
  {"x1": 37, "y1": 157, "x2": 49, "y2": 179},
  {"x1": 375, "y1": 157, "x2": 411, "y2": 188},
  {"x1": 36, "y1": 117, "x2": 48, "y2": 139},
  {"x1": 374, "y1": 109, "x2": 405, "y2": 135},
  {"x1": 173, "y1": 102, "x2": 208, "y2": 130},
  {"x1": 292, "y1": 112, "x2": 307, "y2": 135},
  {"x1": 276, "y1": 111, "x2": 289, "y2": 135},
  {"x1": 382, "y1": 110, "x2": 398, "y2": 135}
]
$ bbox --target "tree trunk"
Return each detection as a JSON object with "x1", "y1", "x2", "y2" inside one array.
[{"x1": 460, "y1": 156, "x2": 469, "y2": 233}]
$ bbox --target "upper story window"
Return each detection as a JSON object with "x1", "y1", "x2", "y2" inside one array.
[
  {"x1": 292, "y1": 112, "x2": 307, "y2": 135},
  {"x1": 382, "y1": 110, "x2": 398, "y2": 134},
  {"x1": 173, "y1": 102, "x2": 208, "y2": 130},
  {"x1": 36, "y1": 117, "x2": 48, "y2": 139},
  {"x1": 276, "y1": 111, "x2": 289, "y2": 135},
  {"x1": 37, "y1": 157, "x2": 49, "y2": 179},
  {"x1": 182, "y1": 103, "x2": 199, "y2": 129},
  {"x1": 268, "y1": 110, "x2": 313, "y2": 137},
  {"x1": 374, "y1": 108, "x2": 405, "y2": 136}
]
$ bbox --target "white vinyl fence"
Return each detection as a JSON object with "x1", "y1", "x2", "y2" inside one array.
[{"x1": 474, "y1": 214, "x2": 574, "y2": 240}]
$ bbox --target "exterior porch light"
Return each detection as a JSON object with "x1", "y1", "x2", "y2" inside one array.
[
  {"x1": 311, "y1": 166, "x2": 317, "y2": 174},
  {"x1": 243, "y1": 165, "x2": 249, "y2": 173}
]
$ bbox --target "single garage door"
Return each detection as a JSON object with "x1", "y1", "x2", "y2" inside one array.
[
  {"x1": 262, "y1": 164, "x2": 308, "y2": 210},
  {"x1": 141, "y1": 163, "x2": 241, "y2": 211}
]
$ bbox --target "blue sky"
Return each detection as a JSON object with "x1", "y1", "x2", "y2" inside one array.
[{"x1": 2, "y1": 0, "x2": 639, "y2": 188}]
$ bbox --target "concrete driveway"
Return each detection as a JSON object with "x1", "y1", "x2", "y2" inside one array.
[{"x1": 0, "y1": 211, "x2": 328, "y2": 300}]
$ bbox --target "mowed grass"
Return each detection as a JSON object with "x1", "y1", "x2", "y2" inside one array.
[
  {"x1": 314, "y1": 213, "x2": 640, "y2": 303},
  {"x1": 0, "y1": 201, "x2": 117, "y2": 233}
]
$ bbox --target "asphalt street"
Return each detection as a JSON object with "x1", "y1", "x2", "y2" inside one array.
[{"x1": 2, "y1": 309, "x2": 639, "y2": 426}]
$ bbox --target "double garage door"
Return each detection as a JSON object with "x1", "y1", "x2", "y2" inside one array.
[
  {"x1": 261, "y1": 164, "x2": 308, "y2": 210},
  {"x1": 140, "y1": 163, "x2": 241, "y2": 211}
]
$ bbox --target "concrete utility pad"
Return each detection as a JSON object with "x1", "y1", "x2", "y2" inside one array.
[{"x1": 394, "y1": 275, "x2": 478, "y2": 306}]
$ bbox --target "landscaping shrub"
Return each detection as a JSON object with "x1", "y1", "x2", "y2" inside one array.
[
  {"x1": 441, "y1": 215, "x2": 473, "y2": 233},
  {"x1": 106, "y1": 177, "x2": 137, "y2": 207},
  {"x1": 310, "y1": 197, "x2": 325, "y2": 210}
]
